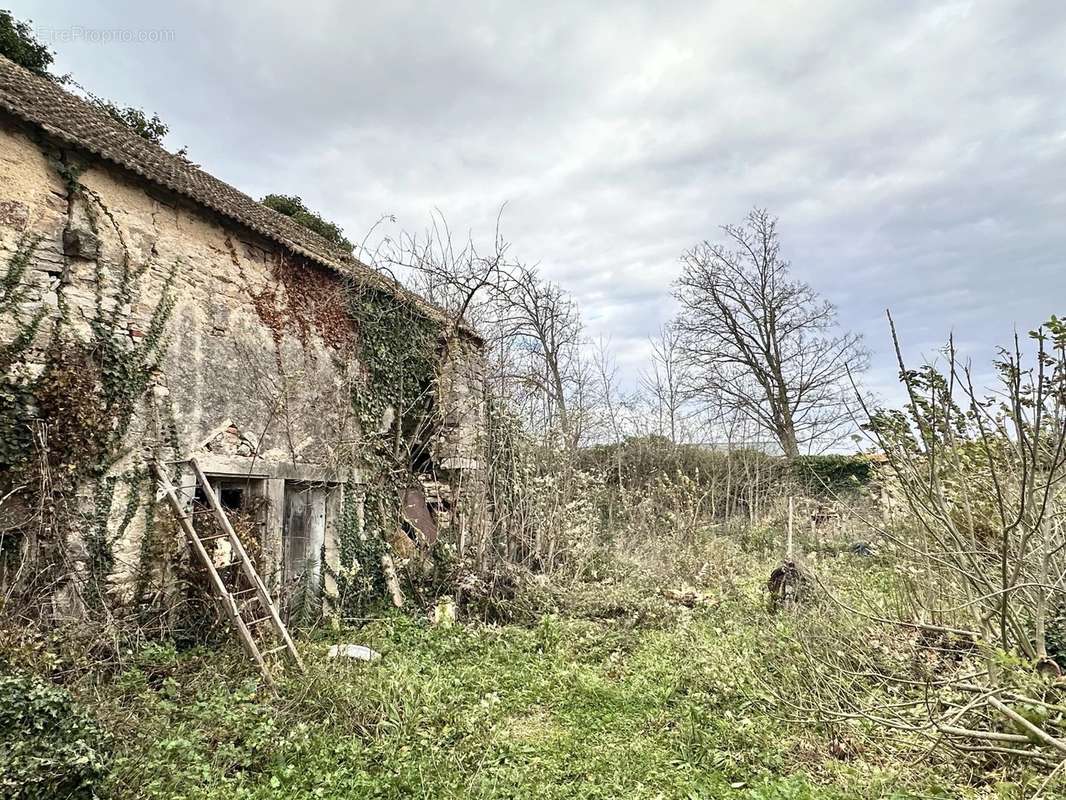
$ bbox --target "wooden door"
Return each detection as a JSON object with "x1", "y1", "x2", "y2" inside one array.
[{"x1": 283, "y1": 484, "x2": 326, "y2": 594}]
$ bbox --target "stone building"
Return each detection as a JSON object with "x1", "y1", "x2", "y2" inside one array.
[{"x1": 0, "y1": 55, "x2": 486, "y2": 617}]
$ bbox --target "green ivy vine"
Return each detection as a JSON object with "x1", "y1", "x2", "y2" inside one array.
[
  {"x1": 0, "y1": 235, "x2": 47, "y2": 471},
  {"x1": 347, "y1": 285, "x2": 440, "y2": 433},
  {"x1": 333, "y1": 282, "x2": 443, "y2": 612},
  {"x1": 0, "y1": 160, "x2": 180, "y2": 614},
  {"x1": 2, "y1": 155, "x2": 458, "y2": 619}
]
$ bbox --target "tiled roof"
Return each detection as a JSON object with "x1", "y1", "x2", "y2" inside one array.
[{"x1": 0, "y1": 54, "x2": 470, "y2": 333}]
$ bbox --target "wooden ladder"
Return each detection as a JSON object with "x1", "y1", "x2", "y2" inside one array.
[{"x1": 150, "y1": 458, "x2": 304, "y2": 685}]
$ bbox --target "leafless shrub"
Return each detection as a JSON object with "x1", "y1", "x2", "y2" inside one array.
[{"x1": 785, "y1": 314, "x2": 1066, "y2": 769}]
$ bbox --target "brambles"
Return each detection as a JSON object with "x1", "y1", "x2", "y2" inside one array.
[
  {"x1": 3, "y1": 169, "x2": 1065, "y2": 796},
  {"x1": 2, "y1": 534, "x2": 1009, "y2": 800},
  {"x1": 0, "y1": 673, "x2": 110, "y2": 800}
]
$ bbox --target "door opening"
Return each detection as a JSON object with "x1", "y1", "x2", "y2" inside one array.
[{"x1": 282, "y1": 483, "x2": 328, "y2": 611}]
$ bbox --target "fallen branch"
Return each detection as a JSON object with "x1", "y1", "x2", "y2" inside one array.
[
  {"x1": 937, "y1": 723, "x2": 1031, "y2": 745},
  {"x1": 988, "y1": 697, "x2": 1066, "y2": 758},
  {"x1": 953, "y1": 742, "x2": 1057, "y2": 765}
]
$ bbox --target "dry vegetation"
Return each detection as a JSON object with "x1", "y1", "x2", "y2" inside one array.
[{"x1": 3, "y1": 209, "x2": 1066, "y2": 799}]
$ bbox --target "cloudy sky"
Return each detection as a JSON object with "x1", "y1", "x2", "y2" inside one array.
[{"x1": 13, "y1": 1, "x2": 1066, "y2": 406}]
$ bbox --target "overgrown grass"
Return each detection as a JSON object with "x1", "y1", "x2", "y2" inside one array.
[{"x1": 8, "y1": 538, "x2": 1038, "y2": 800}]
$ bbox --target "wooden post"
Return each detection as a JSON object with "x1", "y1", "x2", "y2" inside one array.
[
  {"x1": 381, "y1": 554, "x2": 405, "y2": 608},
  {"x1": 786, "y1": 495, "x2": 794, "y2": 559}
]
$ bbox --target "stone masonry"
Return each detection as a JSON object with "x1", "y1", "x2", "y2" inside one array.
[{"x1": 0, "y1": 59, "x2": 487, "y2": 616}]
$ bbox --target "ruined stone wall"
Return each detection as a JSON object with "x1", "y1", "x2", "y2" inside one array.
[
  {"x1": 0, "y1": 115, "x2": 486, "y2": 614},
  {"x1": 429, "y1": 334, "x2": 488, "y2": 554},
  {"x1": 435, "y1": 336, "x2": 486, "y2": 473}
]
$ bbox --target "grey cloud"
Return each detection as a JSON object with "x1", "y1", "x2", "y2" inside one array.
[{"x1": 14, "y1": 0, "x2": 1066, "y2": 413}]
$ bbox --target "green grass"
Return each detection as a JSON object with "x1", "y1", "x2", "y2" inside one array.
[
  {"x1": 58, "y1": 565, "x2": 986, "y2": 800},
  {"x1": 10, "y1": 543, "x2": 1056, "y2": 799}
]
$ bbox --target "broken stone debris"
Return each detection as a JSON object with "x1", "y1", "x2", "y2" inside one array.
[{"x1": 327, "y1": 644, "x2": 381, "y2": 661}]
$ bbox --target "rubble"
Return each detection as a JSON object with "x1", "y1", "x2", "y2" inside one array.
[{"x1": 327, "y1": 644, "x2": 381, "y2": 661}]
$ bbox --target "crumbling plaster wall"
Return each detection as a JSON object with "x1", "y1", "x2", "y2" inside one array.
[
  {"x1": 0, "y1": 119, "x2": 358, "y2": 463},
  {"x1": 432, "y1": 335, "x2": 489, "y2": 552},
  {"x1": 0, "y1": 116, "x2": 487, "y2": 609},
  {"x1": 435, "y1": 336, "x2": 486, "y2": 473}
]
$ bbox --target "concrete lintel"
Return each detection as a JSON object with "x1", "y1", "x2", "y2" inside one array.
[{"x1": 191, "y1": 453, "x2": 367, "y2": 484}]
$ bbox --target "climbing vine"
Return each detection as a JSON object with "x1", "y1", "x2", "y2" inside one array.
[
  {"x1": 347, "y1": 284, "x2": 440, "y2": 432},
  {"x1": 334, "y1": 282, "x2": 444, "y2": 611},
  {"x1": 0, "y1": 158, "x2": 180, "y2": 614},
  {"x1": 240, "y1": 246, "x2": 356, "y2": 353},
  {"x1": 2, "y1": 143, "x2": 463, "y2": 620},
  {"x1": 226, "y1": 220, "x2": 458, "y2": 614},
  {"x1": 0, "y1": 235, "x2": 47, "y2": 472}
]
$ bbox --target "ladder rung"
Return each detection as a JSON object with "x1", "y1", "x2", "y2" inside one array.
[
  {"x1": 176, "y1": 509, "x2": 216, "y2": 521},
  {"x1": 151, "y1": 458, "x2": 304, "y2": 683}
]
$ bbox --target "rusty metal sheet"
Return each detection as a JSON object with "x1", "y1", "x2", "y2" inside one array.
[{"x1": 400, "y1": 486, "x2": 438, "y2": 545}]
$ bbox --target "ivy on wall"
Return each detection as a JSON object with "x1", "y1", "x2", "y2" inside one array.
[
  {"x1": 325, "y1": 481, "x2": 383, "y2": 616},
  {"x1": 0, "y1": 235, "x2": 47, "y2": 471},
  {"x1": 0, "y1": 156, "x2": 179, "y2": 614},
  {"x1": 346, "y1": 285, "x2": 439, "y2": 434},
  {"x1": 2, "y1": 143, "x2": 464, "y2": 621},
  {"x1": 244, "y1": 250, "x2": 357, "y2": 352},
  {"x1": 336, "y1": 283, "x2": 444, "y2": 612},
  {"x1": 235, "y1": 245, "x2": 451, "y2": 613}
]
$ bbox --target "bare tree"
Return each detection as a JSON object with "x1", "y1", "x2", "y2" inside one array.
[
  {"x1": 673, "y1": 208, "x2": 866, "y2": 456},
  {"x1": 593, "y1": 336, "x2": 630, "y2": 484},
  {"x1": 393, "y1": 214, "x2": 593, "y2": 449},
  {"x1": 640, "y1": 323, "x2": 691, "y2": 444},
  {"x1": 384, "y1": 209, "x2": 507, "y2": 335},
  {"x1": 493, "y1": 265, "x2": 590, "y2": 448}
]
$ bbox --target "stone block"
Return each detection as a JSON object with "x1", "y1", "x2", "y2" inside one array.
[
  {"x1": 0, "y1": 199, "x2": 29, "y2": 230},
  {"x1": 327, "y1": 644, "x2": 381, "y2": 661},
  {"x1": 63, "y1": 225, "x2": 100, "y2": 260}
]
